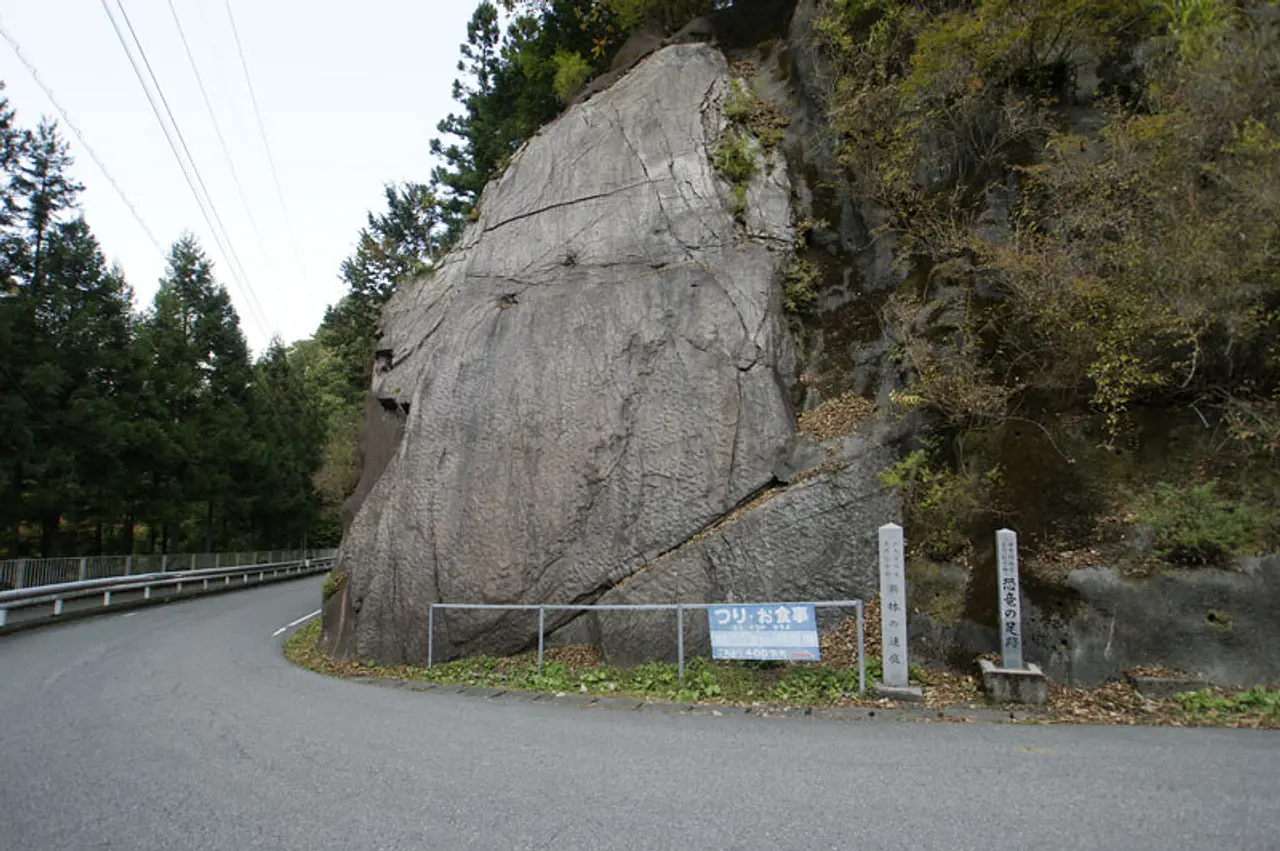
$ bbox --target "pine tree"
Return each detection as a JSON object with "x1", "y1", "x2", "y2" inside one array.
[
  {"x1": 429, "y1": 1, "x2": 615, "y2": 241},
  {"x1": 143, "y1": 236, "x2": 254, "y2": 552},
  {"x1": 0, "y1": 117, "x2": 95, "y2": 555}
]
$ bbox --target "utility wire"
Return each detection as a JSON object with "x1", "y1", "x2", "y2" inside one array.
[
  {"x1": 225, "y1": 2, "x2": 306, "y2": 283},
  {"x1": 164, "y1": 0, "x2": 276, "y2": 276},
  {"x1": 113, "y1": 0, "x2": 272, "y2": 335},
  {"x1": 0, "y1": 16, "x2": 166, "y2": 259},
  {"x1": 101, "y1": 0, "x2": 272, "y2": 340}
]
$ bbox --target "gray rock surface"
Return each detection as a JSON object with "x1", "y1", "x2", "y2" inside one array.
[
  {"x1": 906, "y1": 556, "x2": 1280, "y2": 688},
  {"x1": 586, "y1": 435, "x2": 900, "y2": 664},
  {"x1": 323, "y1": 45, "x2": 899, "y2": 665},
  {"x1": 1028, "y1": 558, "x2": 1280, "y2": 687}
]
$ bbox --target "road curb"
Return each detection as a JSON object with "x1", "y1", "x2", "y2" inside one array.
[{"x1": 354, "y1": 675, "x2": 1032, "y2": 726}]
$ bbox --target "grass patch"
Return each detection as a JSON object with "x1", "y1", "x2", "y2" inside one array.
[
  {"x1": 284, "y1": 619, "x2": 1278, "y2": 728},
  {"x1": 1175, "y1": 687, "x2": 1280, "y2": 726},
  {"x1": 285, "y1": 618, "x2": 892, "y2": 706}
]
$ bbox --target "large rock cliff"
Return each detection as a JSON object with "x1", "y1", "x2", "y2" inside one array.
[
  {"x1": 322, "y1": 1, "x2": 1280, "y2": 688},
  {"x1": 321, "y1": 41, "x2": 899, "y2": 665}
]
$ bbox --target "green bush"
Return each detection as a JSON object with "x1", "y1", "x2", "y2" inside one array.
[
  {"x1": 1176, "y1": 687, "x2": 1280, "y2": 723},
  {"x1": 879, "y1": 448, "x2": 1001, "y2": 561},
  {"x1": 1134, "y1": 481, "x2": 1271, "y2": 566},
  {"x1": 712, "y1": 131, "x2": 758, "y2": 219},
  {"x1": 725, "y1": 78, "x2": 756, "y2": 124},
  {"x1": 784, "y1": 256, "x2": 820, "y2": 315},
  {"x1": 552, "y1": 49, "x2": 592, "y2": 105},
  {"x1": 602, "y1": 0, "x2": 715, "y2": 31}
]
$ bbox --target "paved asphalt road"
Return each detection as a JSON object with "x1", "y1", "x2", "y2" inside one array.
[{"x1": 0, "y1": 579, "x2": 1276, "y2": 851}]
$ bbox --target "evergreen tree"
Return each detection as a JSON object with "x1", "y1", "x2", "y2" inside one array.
[
  {"x1": 0, "y1": 117, "x2": 98, "y2": 556},
  {"x1": 430, "y1": 1, "x2": 616, "y2": 240},
  {"x1": 143, "y1": 236, "x2": 254, "y2": 552},
  {"x1": 246, "y1": 340, "x2": 328, "y2": 548}
]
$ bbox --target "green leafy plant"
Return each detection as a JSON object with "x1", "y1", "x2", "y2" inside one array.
[
  {"x1": 784, "y1": 256, "x2": 821, "y2": 315},
  {"x1": 1176, "y1": 687, "x2": 1280, "y2": 724},
  {"x1": 671, "y1": 659, "x2": 724, "y2": 702},
  {"x1": 552, "y1": 49, "x2": 592, "y2": 104},
  {"x1": 879, "y1": 448, "x2": 1002, "y2": 561},
  {"x1": 1133, "y1": 481, "x2": 1271, "y2": 566},
  {"x1": 712, "y1": 131, "x2": 758, "y2": 219},
  {"x1": 724, "y1": 78, "x2": 755, "y2": 125},
  {"x1": 769, "y1": 667, "x2": 864, "y2": 703},
  {"x1": 600, "y1": 0, "x2": 716, "y2": 32}
]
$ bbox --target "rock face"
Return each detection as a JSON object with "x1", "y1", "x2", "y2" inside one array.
[
  {"x1": 907, "y1": 557, "x2": 1280, "y2": 688},
  {"x1": 321, "y1": 44, "x2": 902, "y2": 665}
]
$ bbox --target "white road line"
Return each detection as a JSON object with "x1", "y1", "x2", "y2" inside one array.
[{"x1": 272, "y1": 609, "x2": 321, "y2": 637}]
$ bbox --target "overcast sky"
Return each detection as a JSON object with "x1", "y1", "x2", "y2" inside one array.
[{"x1": 0, "y1": 1, "x2": 478, "y2": 351}]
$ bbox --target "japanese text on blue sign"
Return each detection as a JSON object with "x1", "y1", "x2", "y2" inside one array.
[{"x1": 706, "y1": 604, "x2": 821, "y2": 662}]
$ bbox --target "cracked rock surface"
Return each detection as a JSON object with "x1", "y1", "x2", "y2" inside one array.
[{"x1": 322, "y1": 45, "x2": 897, "y2": 665}]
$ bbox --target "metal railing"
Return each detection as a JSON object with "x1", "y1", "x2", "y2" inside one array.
[
  {"x1": 0, "y1": 549, "x2": 336, "y2": 591},
  {"x1": 0, "y1": 556, "x2": 336, "y2": 629},
  {"x1": 427, "y1": 600, "x2": 867, "y2": 696}
]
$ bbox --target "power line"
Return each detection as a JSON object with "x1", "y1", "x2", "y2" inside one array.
[
  {"x1": 0, "y1": 16, "x2": 166, "y2": 259},
  {"x1": 225, "y1": 2, "x2": 305, "y2": 283},
  {"x1": 164, "y1": 0, "x2": 276, "y2": 275},
  {"x1": 100, "y1": 0, "x2": 273, "y2": 340},
  {"x1": 112, "y1": 0, "x2": 272, "y2": 336}
]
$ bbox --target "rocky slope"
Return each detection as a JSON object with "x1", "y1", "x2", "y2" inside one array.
[
  {"x1": 320, "y1": 40, "x2": 899, "y2": 665},
  {"x1": 323, "y1": 0, "x2": 1280, "y2": 688}
]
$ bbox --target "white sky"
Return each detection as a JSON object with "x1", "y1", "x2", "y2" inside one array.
[{"x1": 0, "y1": 1, "x2": 478, "y2": 351}]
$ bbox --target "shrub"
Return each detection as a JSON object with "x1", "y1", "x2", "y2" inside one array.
[
  {"x1": 817, "y1": 0, "x2": 1280, "y2": 447},
  {"x1": 879, "y1": 448, "x2": 1002, "y2": 562},
  {"x1": 552, "y1": 49, "x2": 592, "y2": 104},
  {"x1": 1133, "y1": 481, "x2": 1271, "y2": 566},
  {"x1": 784, "y1": 256, "x2": 821, "y2": 315},
  {"x1": 712, "y1": 131, "x2": 757, "y2": 218},
  {"x1": 601, "y1": 0, "x2": 716, "y2": 32}
]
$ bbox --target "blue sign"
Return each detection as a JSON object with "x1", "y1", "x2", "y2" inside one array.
[{"x1": 706, "y1": 604, "x2": 821, "y2": 662}]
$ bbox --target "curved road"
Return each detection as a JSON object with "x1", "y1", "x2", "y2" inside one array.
[{"x1": 0, "y1": 579, "x2": 1276, "y2": 850}]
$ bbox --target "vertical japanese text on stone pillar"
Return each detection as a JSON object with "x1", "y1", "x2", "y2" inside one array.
[
  {"x1": 878, "y1": 523, "x2": 909, "y2": 688},
  {"x1": 996, "y1": 529, "x2": 1024, "y2": 670}
]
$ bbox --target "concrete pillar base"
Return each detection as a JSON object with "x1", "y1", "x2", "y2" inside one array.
[
  {"x1": 877, "y1": 684, "x2": 924, "y2": 703},
  {"x1": 979, "y1": 659, "x2": 1049, "y2": 706}
]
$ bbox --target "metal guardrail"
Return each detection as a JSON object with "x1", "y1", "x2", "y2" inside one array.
[
  {"x1": 0, "y1": 549, "x2": 337, "y2": 591},
  {"x1": 428, "y1": 600, "x2": 867, "y2": 695},
  {"x1": 0, "y1": 556, "x2": 336, "y2": 628}
]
